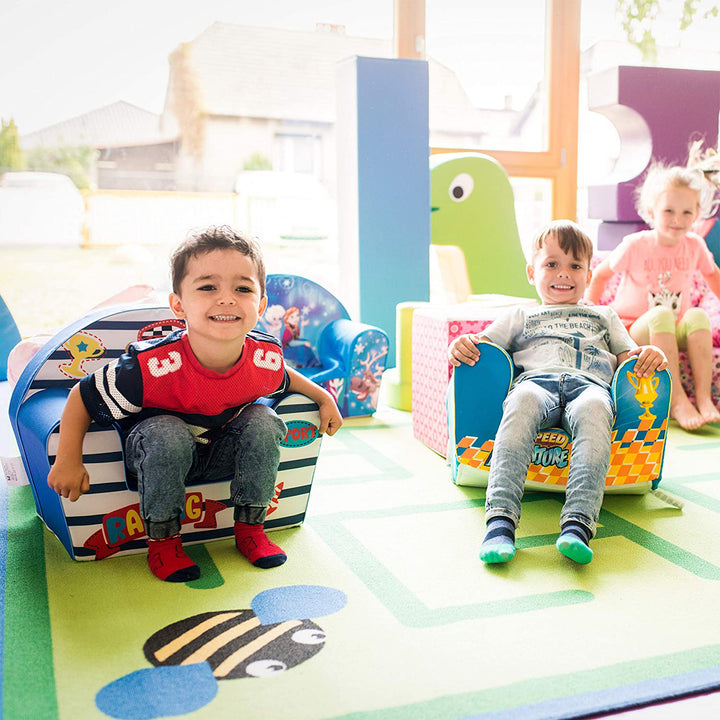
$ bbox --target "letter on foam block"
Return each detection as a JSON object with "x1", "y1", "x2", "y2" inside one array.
[
  {"x1": 587, "y1": 66, "x2": 720, "y2": 250},
  {"x1": 336, "y1": 56, "x2": 431, "y2": 366}
]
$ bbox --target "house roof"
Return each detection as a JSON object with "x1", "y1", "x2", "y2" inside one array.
[
  {"x1": 174, "y1": 22, "x2": 491, "y2": 134},
  {"x1": 20, "y1": 101, "x2": 177, "y2": 150},
  {"x1": 22, "y1": 24, "x2": 527, "y2": 151}
]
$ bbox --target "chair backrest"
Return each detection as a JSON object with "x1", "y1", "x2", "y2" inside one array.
[
  {"x1": 430, "y1": 152, "x2": 535, "y2": 300},
  {"x1": 429, "y1": 244, "x2": 473, "y2": 304},
  {"x1": 10, "y1": 305, "x2": 182, "y2": 433},
  {"x1": 257, "y1": 274, "x2": 350, "y2": 366}
]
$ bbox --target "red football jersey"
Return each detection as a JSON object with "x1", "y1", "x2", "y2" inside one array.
[{"x1": 80, "y1": 330, "x2": 289, "y2": 442}]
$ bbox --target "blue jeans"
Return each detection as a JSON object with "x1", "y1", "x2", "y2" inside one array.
[
  {"x1": 124, "y1": 403, "x2": 287, "y2": 539},
  {"x1": 486, "y1": 373, "x2": 614, "y2": 537}
]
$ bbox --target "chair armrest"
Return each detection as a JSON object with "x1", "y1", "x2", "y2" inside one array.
[
  {"x1": 448, "y1": 342, "x2": 513, "y2": 480},
  {"x1": 13, "y1": 387, "x2": 74, "y2": 551},
  {"x1": 310, "y1": 318, "x2": 389, "y2": 384}
]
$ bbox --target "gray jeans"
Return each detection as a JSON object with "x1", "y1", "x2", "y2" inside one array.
[
  {"x1": 486, "y1": 372, "x2": 614, "y2": 536},
  {"x1": 124, "y1": 403, "x2": 287, "y2": 539}
]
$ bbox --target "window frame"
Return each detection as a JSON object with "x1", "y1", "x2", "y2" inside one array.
[{"x1": 394, "y1": 0, "x2": 581, "y2": 221}]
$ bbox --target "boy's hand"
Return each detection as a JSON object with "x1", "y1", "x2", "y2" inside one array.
[
  {"x1": 318, "y1": 398, "x2": 343, "y2": 436},
  {"x1": 47, "y1": 460, "x2": 90, "y2": 502},
  {"x1": 448, "y1": 333, "x2": 482, "y2": 367},
  {"x1": 629, "y1": 345, "x2": 668, "y2": 377},
  {"x1": 285, "y1": 366, "x2": 342, "y2": 435}
]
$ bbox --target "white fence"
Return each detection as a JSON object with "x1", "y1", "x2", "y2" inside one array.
[
  {"x1": 83, "y1": 183, "x2": 334, "y2": 247},
  {"x1": 84, "y1": 190, "x2": 237, "y2": 246}
]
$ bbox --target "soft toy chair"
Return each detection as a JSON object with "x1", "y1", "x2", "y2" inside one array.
[
  {"x1": 448, "y1": 342, "x2": 672, "y2": 494},
  {"x1": 257, "y1": 274, "x2": 389, "y2": 417},
  {"x1": 9, "y1": 304, "x2": 325, "y2": 561}
]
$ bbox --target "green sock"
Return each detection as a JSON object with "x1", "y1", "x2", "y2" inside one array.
[
  {"x1": 480, "y1": 516, "x2": 516, "y2": 564},
  {"x1": 556, "y1": 521, "x2": 593, "y2": 564}
]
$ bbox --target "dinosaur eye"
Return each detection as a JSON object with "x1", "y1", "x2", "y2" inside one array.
[
  {"x1": 246, "y1": 659, "x2": 288, "y2": 677},
  {"x1": 449, "y1": 173, "x2": 474, "y2": 202}
]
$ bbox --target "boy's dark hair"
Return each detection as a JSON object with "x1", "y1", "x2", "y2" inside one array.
[
  {"x1": 170, "y1": 226, "x2": 266, "y2": 295},
  {"x1": 531, "y1": 220, "x2": 593, "y2": 264}
]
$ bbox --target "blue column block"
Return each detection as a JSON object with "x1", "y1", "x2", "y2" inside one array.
[{"x1": 336, "y1": 56, "x2": 430, "y2": 366}]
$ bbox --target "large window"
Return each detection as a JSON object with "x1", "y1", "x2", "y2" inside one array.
[
  {"x1": 577, "y1": 0, "x2": 720, "y2": 235},
  {"x1": 398, "y1": 0, "x2": 581, "y2": 225},
  {"x1": 425, "y1": 1, "x2": 549, "y2": 153}
]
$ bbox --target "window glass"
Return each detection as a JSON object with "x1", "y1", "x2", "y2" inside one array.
[
  {"x1": 578, "y1": 0, "x2": 720, "y2": 236},
  {"x1": 425, "y1": 0, "x2": 549, "y2": 151},
  {"x1": 511, "y1": 177, "x2": 553, "y2": 257},
  {"x1": 0, "y1": 1, "x2": 393, "y2": 335}
]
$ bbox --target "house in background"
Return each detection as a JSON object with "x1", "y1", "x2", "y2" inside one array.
[
  {"x1": 20, "y1": 23, "x2": 533, "y2": 195},
  {"x1": 20, "y1": 101, "x2": 179, "y2": 191},
  {"x1": 162, "y1": 21, "x2": 516, "y2": 194}
]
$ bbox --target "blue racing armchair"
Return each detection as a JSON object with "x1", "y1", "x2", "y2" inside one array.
[{"x1": 448, "y1": 342, "x2": 672, "y2": 494}]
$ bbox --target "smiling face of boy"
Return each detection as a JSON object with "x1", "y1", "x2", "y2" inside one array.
[
  {"x1": 526, "y1": 232, "x2": 592, "y2": 306},
  {"x1": 169, "y1": 248, "x2": 267, "y2": 370}
]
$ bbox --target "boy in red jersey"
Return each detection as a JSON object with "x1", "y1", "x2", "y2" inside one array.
[{"x1": 48, "y1": 226, "x2": 343, "y2": 582}]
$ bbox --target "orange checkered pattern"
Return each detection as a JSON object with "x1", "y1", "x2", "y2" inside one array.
[
  {"x1": 606, "y1": 416, "x2": 667, "y2": 486},
  {"x1": 456, "y1": 414, "x2": 667, "y2": 489},
  {"x1": 457, "y1": 436, "x2": 493, "y2": 471}
]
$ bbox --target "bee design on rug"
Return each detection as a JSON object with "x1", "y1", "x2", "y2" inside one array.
[
  {"x1": 143, "y1": 609, "x2": 327, "y2": 679},
  {"x1": 96, "y1": 585, "x2": 347, "y2": 719}
]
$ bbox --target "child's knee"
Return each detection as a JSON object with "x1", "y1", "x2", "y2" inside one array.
[
  {"x1": 237, "y1": 403, "x2": 287, "y2": 444},
  {"x1": 683, "y1": 307, "x2": 711, "y2": 334},
  {"x1": 646, "y1": 305, "x2": 676, "y2": 335},
  {"x1": 568, "y1": 391, "x2": 613, "y2": 430}
]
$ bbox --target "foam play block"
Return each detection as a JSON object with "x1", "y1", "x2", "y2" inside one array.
[{"x1": 411, "y1": 299, "x2": 536, "y2": 456}]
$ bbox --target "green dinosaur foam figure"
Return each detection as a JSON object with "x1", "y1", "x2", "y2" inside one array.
[{"x1": 430, "y1": 152, "x2": 537, "y2": 300}]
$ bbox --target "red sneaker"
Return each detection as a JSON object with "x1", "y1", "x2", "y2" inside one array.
[
  {"x1": 147, "y1": 534, "x2": 201, "y2": 582},
  {"x1": 234, "y1": 522, "x2": 287, "y2": 568}
]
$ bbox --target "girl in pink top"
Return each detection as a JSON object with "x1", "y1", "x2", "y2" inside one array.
[{"x1": 588, "y1": 161, "x2": 720, "y2": 430}]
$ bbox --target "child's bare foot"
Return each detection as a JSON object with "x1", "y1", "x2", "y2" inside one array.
[
  {"x1": 697, "y1": 398, "x2": 720, "y2": 424},
  {"x1": 671, "y1": 398, "x2": 705, "y2": 431}
]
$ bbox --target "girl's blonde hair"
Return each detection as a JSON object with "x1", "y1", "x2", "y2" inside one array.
[
  {"x1": 688, "y1": 139, "x2": 720, "y2": 218},
  {"x1": 635, "y1": 141, "x2": 720, "y2": 225}
]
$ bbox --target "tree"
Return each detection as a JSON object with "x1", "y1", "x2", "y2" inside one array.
[
  {"x1": 242, "y1": 153, "x2": 273, "y2": 171},
  {"x1": 25, "y1": 145, "x2": 96, "y2": 190},
  {"x1": 0, "y1": 118, "x2": 24, "y2": 170},
  {"x1": 616, "y1": 0, "x2": 720, "y2": 63}
]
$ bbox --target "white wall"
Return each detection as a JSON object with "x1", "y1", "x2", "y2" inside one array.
[{"x1": 84, "y1": 190, "x2": 236, "y2": 246}]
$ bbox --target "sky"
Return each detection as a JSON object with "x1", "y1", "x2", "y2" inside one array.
[
  {"x1": 0, "y1": 0, "x2": 617, "y2": 136},
  {"x1": 0, "y1": 0, "x2": 393, "y2": 134},
  {"x1": 1, "y1": 0, "x2": 717, "y2": 136}
]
